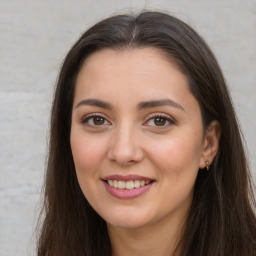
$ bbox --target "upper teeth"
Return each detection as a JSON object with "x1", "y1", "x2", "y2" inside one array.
[{"x1": 107, "y1": 180, "x2": 150, "y2": 190}]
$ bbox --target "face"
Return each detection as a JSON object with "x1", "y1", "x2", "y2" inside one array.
[{"x1": 70, "y1": 48, "x2": 208, "y2": 230}]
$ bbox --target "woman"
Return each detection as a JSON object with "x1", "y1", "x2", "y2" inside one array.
[{"x1": 37, "y1": 11, "x2": 256, "y2": 256}]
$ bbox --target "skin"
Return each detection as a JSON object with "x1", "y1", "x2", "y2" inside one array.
[{"x1": 70, "y1": 48, "x2": 220, "y2": 256}]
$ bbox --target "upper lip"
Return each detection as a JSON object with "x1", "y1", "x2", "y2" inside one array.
[{"x1": 103, "y1": 174, "x2": 154, "y2": 181}]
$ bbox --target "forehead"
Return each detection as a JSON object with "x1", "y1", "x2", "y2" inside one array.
[
  {"x1": 75, "y1": 47, "x2": 189, "y2": 97},
  {"x1": 74, "y1": 47, "x2": 202, "y2": 124},
  {"x1": 81, "y1": 47, "x2": 180, "y2": 74}
]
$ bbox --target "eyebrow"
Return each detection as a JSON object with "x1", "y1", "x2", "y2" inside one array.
[
  {"x1": 137, "y1": 99, "x2": 185, "y2": 111},
  {"x1": 75, "y1": 98, "x2": 185, "y2": 111},
  {"x1": 75, "y1": 99, "x2": 112, "y2": 109}
]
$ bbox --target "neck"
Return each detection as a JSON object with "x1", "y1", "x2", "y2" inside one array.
[{"x1": 107, "y1": 212, "x2": 186, "y2": 256}]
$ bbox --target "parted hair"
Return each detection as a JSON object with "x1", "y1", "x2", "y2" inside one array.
[{"x1": 37, "y1": 11, "x2": 256, "y2": 256}]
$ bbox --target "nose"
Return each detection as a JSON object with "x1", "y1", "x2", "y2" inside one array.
[{"x1": 107, "y1": 124, "x2": 144, "y2": 166}]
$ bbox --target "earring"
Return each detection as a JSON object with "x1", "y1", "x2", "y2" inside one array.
[{"x1": 205, "y1": 160, "x2": 210, "y2": 171}]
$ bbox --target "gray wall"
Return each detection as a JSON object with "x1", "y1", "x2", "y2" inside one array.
[{"x1": 1, "y1": 1, "x2": 255, "y2": 255}]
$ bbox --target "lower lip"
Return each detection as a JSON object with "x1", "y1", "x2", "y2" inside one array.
[{"x1": 103, "y1": 181, "x2": 154, "y2": 199}]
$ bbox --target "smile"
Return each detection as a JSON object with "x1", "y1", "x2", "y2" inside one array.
[
  {"x1": 102, "y1": 175, "x2": 155, "y2": 199},
  {"x1": 107, "y1": 180, "x2": 151, "y2": 190}
]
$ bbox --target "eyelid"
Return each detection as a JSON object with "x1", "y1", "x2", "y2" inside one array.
[
  {"x1": 81, "y1": 112, "x2": 111, "y2": 125},
  {"x1": 80, "y1": 112, "x2": 175, "y2": 128},
  {"x1": 143, "y1": 113, "x2": 176, "y2": 127}
]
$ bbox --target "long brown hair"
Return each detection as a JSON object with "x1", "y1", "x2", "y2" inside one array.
[{"x1": 37, "y1": 11, "x2": 256, "y2": 256}]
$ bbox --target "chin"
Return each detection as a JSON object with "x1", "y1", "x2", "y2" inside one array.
[
  {"x1": 107, "y1": 218, "x2": 148, "y2": 230},
  {"x1": 103, "y1": 210, "x2": 151, "y2": 230}
]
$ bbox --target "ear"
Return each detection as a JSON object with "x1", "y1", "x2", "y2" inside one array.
[{"x1": 199, "y1": 120, "x2": 221, "y2": 169}]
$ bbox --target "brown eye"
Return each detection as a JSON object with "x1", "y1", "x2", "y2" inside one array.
[
  {"x1": 93, "y1": 116, "x2": 105, "y2": 125},
  {"x1": 82, "y1": 115, "x2": 110, "y2": 127},
  {"x1": 154, "y1": 117, "x2": 167, "y2": 126},
  {"x1": 145, "y1": 115, "x2": 174, "y2": 128}
]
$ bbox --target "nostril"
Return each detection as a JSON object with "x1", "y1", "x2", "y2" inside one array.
[{"x1": 107, "y1": 147, "x2": 144, "y2": 166}]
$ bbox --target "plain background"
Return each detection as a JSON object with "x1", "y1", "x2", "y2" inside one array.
[{"x1": 0, "y1": 1, "x2": 255, "y2": 255}]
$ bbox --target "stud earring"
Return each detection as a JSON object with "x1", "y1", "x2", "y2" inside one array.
[{"x1": 205, "y1": 160, "x2": 210, "y2": 171}]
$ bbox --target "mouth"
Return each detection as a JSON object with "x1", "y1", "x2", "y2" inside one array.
[
  {"x1": 102, "y1": 175, "x2": 155, "y2": 199},
  {"x1": 104, "y1": 179, "x2": 153, "y2": 190}
]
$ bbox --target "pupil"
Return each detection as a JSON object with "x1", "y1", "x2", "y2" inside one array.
[
  {"x1": 154, "y1": 117, "x2": 166, "y2": 126},
  {"x1": 93, "y1": 117, "x2": 104, "y2": 125}
]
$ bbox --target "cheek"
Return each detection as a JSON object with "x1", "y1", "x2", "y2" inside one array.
[
  {"x1": 147, "y1": 133, "x2": 202, "y2": 175},
  {"x1": 70, "y1": 132, "x2": 108, "y2": 204},
  {"x1": 70, "y1": 132, "x2": 106, "y2": 177}
]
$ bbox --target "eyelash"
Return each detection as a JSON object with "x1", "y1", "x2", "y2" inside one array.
[
  {"x1": 81, "y1": 113, "x2": 175, "y2": 128},
  {"x1": 144, "y1": 114, "x2": 175, "y2": 128},
  {"x1": 81, "y1": 113, "x2": 111, "y2": 127}
]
